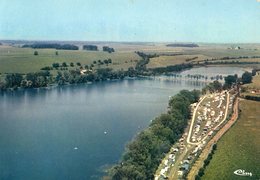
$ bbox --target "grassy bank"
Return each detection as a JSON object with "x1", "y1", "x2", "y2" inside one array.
[{"x1": 202, "y1": 100, "x2": 260, "y2": 180}]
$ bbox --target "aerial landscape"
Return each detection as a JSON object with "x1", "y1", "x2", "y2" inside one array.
[{"x1": 0, "y1": 0, "x2": 259, "y2": 180}]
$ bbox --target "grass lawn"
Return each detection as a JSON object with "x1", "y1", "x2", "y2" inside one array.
[
  {"x1": 202, "y1": 99, "x2": 260, "y2": 180},
  {"x1": 0, "y1": 46, "x2": 141, "y2": 74}
]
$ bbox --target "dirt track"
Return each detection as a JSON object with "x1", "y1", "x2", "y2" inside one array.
[{"x1": 187, "y1": 97, "x2": 239, "y2": 180}]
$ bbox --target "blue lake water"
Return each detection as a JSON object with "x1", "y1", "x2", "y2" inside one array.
[{"x1": 0, "y1": 67, "x2": 246, "y2": 179}]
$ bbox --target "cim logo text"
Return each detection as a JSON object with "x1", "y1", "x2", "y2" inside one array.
[{"x1": 234, "y1": 169, "x2": 253, "y2": 177}]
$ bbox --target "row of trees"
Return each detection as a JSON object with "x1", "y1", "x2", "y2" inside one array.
[
  {"x1": 103, "y1": 46, "x2": 115, "y2": 53},
  {"x1": 22, "y1": 43, "x2": 79, "y2": 50},
  {"x1": 244, "y1": 95, "x2": 260, "y2": 101},
  {"x1": 195, "y1": 144, "x2": 217, "y2": 180},
  {"x1": 201, "y1": 71, "x2": 253, "y2": 94},
  {"x1": 83, "y1": 45, "x2": 98, "y2": 51},
  {"x1": 166, "y1": 43, "x2": 199, "y2": 48},
  {"x1": 34, "y1": 51, "x2": 59, "y2": 56},
  {"x1": 151, "y1": 63, "x2": 193, "y2": 74},
  {"x1": 109, "y1": 90, "x2": 200, "y2": 179},
  {"x1": 203, "y1": 60, "x2": 260, "y2": 65},
  {"x1": 40, "y1": 59, "x2": 113, "y2": 71},
  {"x1": 196, "y1": 55, "x2": 260, "y2": 65},
  {"x1": 135, "y1": 51, "x2": 158, "y2": 72},
  {"x1": 0, "y1": 66, "x2": 141, "y2": 90}
]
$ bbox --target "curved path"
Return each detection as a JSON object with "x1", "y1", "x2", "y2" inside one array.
[
  {"x1": 186, "y1": 96, "x2": 207, "y2": 145},
  {"x1": 187, "y1": 92, "x2": 230, "y2": 145}
]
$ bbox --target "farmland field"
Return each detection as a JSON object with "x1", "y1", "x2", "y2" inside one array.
[
  {"x1": 144, "y1": 44, "x2": 260, "y2": 68},
  {"x1": 0, "y1": 46, "x2": 141, "y2": 74},
  {"x1": 1, "y1": 43, "x2": 260, "y2": 74},
  {"x1": 202, "y1": 99, "x2": 260, "y2": 180},
  {"x1": 147, "y1": 54, "x2": 210, "y2": 68}
]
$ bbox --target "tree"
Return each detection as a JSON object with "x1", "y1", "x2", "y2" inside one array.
[
  {"x1": 55, "y1": 51, "x2": 59, "y2": 55},
  {"x1": 62, "y1": 62, "x2": 67, "y2": 67},
  {"x1": 70, "y1": 62, "x2": 74, "y2": 67},
  {"x1": 212, "y1": 80, "x2": 222, "y2": 91},
  {"x1": 5, "y1": 74, "x2": 23, "y2": 88},
  {"x1": 34, "y1": 51, "x2": 38, "y2": 56},
  {"x1": 52, "y1": 63, "x2": 60, "y2": 69},
  {"x1": 104, "y1": 59, "x2": 109, "y2": 65},
  {"x1": 76, "y1": 62, "x2": 81, "y2": 66},
  {"x1": 241, "y1": 71, "x2": 252, "y2": 84},
  {"x1": 198, "y1": 168, "x2": 205, "y2": 177},
  {"x1": 224, "y1": 75, "x2": 237, "y2": 88},
  {"x1": 252, "y1": 69, "x2": 257, "y2": 76}
]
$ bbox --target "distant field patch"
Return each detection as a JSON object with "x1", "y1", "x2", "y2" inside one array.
[
  {"x1": 202, "y1": 100, "x2": 260, "y2": 180},
  {"x1": 184, "y1": 48, "x2": 260, "y2": 58},
  {"x1": 147, "y1": 55, "x2": 210, "y2": 68}
]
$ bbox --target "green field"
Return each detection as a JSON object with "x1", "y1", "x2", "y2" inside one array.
[
  {"x1": 202, "y1": 100, "x2": 260, "y2": 180},
  {"x1": 144, "y1": 44, "x2": 260, "y2": 68},
  {"x1": 0, "y1": 46, "x2": 141, "y2": 74},
  {"x1": 1, "y1": 43, "x2": 260, "y2": 75}
]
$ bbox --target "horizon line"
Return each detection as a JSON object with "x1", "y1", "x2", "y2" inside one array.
[{"x1": 1, "y1": 39, "x2": 260, "y2": 45}]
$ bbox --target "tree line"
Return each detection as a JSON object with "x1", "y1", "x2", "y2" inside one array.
[
  {"x1": 83, "y1": 45, "x2": 98, "y2": 51},
  {"x1": 166, "y1": 43, "x2": 199, "y2": 48},
  {"x1": 150, "y1": 63, "x2": 193, "y2": 74},
  {"x1": 22, "y1": 43, "x2": 79, "y2": 50},
  {"x1": 0, "y1": 66, "x2": 141, "y2": 90},
  {"x1": 103, "y1": 46, "x2": 115, "y2": 53},
  {"x1": 109, "y1": 90, "x2": 201, "y2": 180},
  {"x1": 201, "y1": 71, "x2": 253, "y2": 94},
  {"x1": 195, "y1": 144, "x2": 217, "y2": 180}
]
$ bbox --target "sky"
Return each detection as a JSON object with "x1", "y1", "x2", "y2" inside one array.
[{"x1": 0, "y1": 0, "x2": 259, "y2": 43}]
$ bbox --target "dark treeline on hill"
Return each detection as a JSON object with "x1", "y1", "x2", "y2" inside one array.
[
  {"x1": 22, "y1": 43, "x2": 79, "y2": 50},
  {"x1": 103, "y1": 46, "x2": 115, "y2": 53},
  {"x1": 135, "y1": 51, "x2": 158, "y2": 72},
  {"x1": 134, "y1": 51, "x2": 193, "y2": 74},
  {"x1": 83, "y1": 45, "x2": 98, "y2": 51},
  {"x1": 109, "y1": 90, "x2": 200, "y2": 180},
  {"x1": 244, "y1": 95, "x2": 260, "y2": 101},
  {"x1": 151, "y1": 64, "x2": 193, "y2": 74},
  {"x1": 166, "y1": 43, "x2": 199, "y2": 48}
]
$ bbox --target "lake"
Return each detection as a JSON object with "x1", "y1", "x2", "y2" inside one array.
[{"x1": 0, "y1": 66, "x2": 246, "y2": 179}]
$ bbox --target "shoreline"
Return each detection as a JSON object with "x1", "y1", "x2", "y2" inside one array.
[{"x1": 0, "y1": 64, "x2": 251, "y2": 92}]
